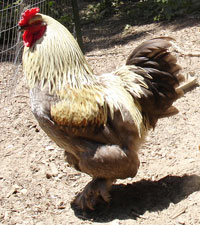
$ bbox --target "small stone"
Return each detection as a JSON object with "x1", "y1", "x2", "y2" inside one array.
[
  {"x1": 6, "y1": 185, "x2": 20, "y2": 197},
  {"x1": 20, "y1": 188, "x2": 28, "y2": 195},
  {"x1": 36, "y1": 222, "x2": 45, "y2": 225},
  {"x1": 46, "y1": 172, "x2": 52, "y2": 179},
  {"x1": 4, "y1": 211, "x2": 9, "y2": 220},
  {"x1": 57, "y1": 201, "x2": 66, "y2": 209},
  {"x1": 177, "y1": 217, "x2": 185, "y2": 224},
  {"x1": 45, "y1": 146, "x2": 55, "y2": 151},
  {"x1": 49, "y1": 162, "x2": 58, "y2": 177},
  {"x1": 110, "y1": 219, "x2": 120, "y2": 225},
  {"x1": 6, "y1": 144, "x2": 13, "y2": 149}
]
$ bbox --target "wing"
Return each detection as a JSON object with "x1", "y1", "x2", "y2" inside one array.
[
  {"x1": 50, "y1": 86, "x2": 107, "y2": 128},
  {"x1": 50, "y1": 75, "x2": 146, "y2": 143}
]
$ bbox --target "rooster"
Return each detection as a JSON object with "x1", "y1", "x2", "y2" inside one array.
[{"x1": 19, "y1": 8, "x2": 186, "y2": 210}]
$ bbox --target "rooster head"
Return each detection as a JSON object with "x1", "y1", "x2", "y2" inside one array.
[{"x1": 19, "y1": 7, "x2": 47, "y2": 47}]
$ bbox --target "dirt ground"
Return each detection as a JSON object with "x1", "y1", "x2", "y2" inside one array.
[{"x1": 0, "y1": 15, "x2": 200, "y2": 225}]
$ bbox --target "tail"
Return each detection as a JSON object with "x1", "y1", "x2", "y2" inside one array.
[{"x1": 126, "y1": 37, "x2": 185, "y2": 128}]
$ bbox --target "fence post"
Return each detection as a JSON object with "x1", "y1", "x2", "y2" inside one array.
[{"x1": 71, "y1": 0, "x2": 84, "y2": 53}]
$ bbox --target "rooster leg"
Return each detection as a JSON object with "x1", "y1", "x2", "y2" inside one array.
[
  {"x1": 74, "y1": 178, "x2": 113, "y2": 210},
  {"x1": 74, "y1": 144, "x2": 140, "y2": 210}
]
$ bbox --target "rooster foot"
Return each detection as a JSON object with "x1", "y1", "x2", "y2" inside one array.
[{"x1": 74, "y1": 178, "x2": 113, "y2": 210}]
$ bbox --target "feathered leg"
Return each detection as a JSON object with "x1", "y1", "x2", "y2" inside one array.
[
  {"x1": 73, "y1": 144, "x2": 140, "y2": 210},
  {"x1": 74, "y1": 178, "x2": 113, "y2": 210}
]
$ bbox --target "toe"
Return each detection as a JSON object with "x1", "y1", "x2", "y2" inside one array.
[{"x1": 74, "y1": 178, "x2": 113, "y2": 210}]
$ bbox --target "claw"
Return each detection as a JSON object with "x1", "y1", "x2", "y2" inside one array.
[
  {"x1": 99, "y1": 186, "x2": 111, "y2": 202},
  {"x1": 74, "y1": 178, "x2": 113, "y2": 210}
]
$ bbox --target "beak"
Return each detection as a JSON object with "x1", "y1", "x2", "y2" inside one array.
[
  {"x1": 18, "y1": 26, "x2": 23, "y2": 32},
  {"x1": 18, "y1": 25, "x2": 26, "y2": 32}
]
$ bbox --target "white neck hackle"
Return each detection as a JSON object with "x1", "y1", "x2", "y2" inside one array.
[{"x1": 22, "y1": 14, "x2": 95, "y2": 92}]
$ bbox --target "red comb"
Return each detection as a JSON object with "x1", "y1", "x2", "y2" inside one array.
[{"x1": 19, "y1": 7, "x2": 40, "y2": 26}]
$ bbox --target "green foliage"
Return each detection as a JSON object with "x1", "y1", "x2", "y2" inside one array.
[
  {"x1": 134, "y1": 0, "x2": 200, "y2": 22},
  {"x1": 117, "y1": 0, "x2": 200, "y2": 23},
  {"x1": 45, "y1": 0, "x2": 200, "y2": 30},
  {"x1": 81, "y1": 1, "x2": 113, "y2": 23},
  {"x1": 47, "y1": 1, "x2": 73, "y2": 30},
  {"x1": 79, "y1": 0, "x2": 200, "y2": 24},
  {"x1": 151, "y1": 0, "x2": 196, "y2": 21},
  {"x1": 81, "y1": 0, "x2": 128, "y2": 23}
]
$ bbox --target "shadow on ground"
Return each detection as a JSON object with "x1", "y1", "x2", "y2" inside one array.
[
  {"x1": 83, "y1": 15, "x2": 200, "y2": 53},
  {"x1": 72, "y1": 174, "x2": 200, "y2": 222},
  {"x1": 83, "y1": 17, "x2": 154, "y2": 53}
]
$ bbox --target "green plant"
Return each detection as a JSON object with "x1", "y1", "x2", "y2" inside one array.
[
  {"x1": 47, "y1": 1, "x2": 73, "y2": 30},
  {"x1": 153, "y1": 0, "x2": 190, "y2": 21},
  {"x1": 122, "y1": 0, "x2": 200, "y2": 23}
]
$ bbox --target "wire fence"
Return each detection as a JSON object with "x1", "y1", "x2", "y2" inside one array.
[
  {"x1": 0, "y1": 0, "x2": 48, "y2": 64},
  {"x1": 0, "y1": 0, "x2": 48, "y2": 103}
]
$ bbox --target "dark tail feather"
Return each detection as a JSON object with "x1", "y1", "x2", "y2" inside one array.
[{"x1": 126, "y1": 37, "x2": 185, "y2": 127}]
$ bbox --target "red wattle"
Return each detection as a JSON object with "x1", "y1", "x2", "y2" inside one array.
[
  {"x1": 23, "y1": 30, "x2": 33, "y2": 47},
  {"x1": 22, "y1": 24, "x2": 46, "y2": 48}
]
